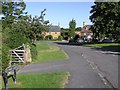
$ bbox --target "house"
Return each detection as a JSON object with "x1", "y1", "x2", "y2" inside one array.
[
  {"x1": 81, "y1": 22, "x2": 93, "y2": 41},
  {"x1": 75, "y1": 31, "x2": 81, "y2": 36},
  {"x1": 44, "y1": 25, "x2": 61, "y2": 40}
]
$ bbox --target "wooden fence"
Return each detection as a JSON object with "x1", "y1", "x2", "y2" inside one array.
[{"x1": 9, "y1": 44, "x2": 31, "y2": 65}]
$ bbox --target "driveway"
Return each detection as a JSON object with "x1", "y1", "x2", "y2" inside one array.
[{"x1": 18, "y1": 41, "x2": 118, "y2": 88}]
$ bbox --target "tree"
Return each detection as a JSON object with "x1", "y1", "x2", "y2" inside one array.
[
  {"x1": 1, "y1": 1, "x2": 26, "y2": 29},
  {"x1": 1, "y1": 1, "x2": 27, "y2": 73},
  {"x1": 90, "y1": 1, "x2": 120, "y2": 42},
  {"x1": 68, "y1": 19, "x2": 76, "y2": 39},
  {"x1": 61, "y1": 28, "x2": 69, "y2": 40},
  {"x1": 75, "y1": 27, "x2": 82, "y2": 31},
  {"x1": 26, "y1": 10, "x2": 50, "y2": 42}
]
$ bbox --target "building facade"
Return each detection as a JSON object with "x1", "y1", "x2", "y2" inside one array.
[{"x1": 44, "y1": 25, "x2": 61, "y2": 40}]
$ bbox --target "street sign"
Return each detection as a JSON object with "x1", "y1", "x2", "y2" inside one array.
[
  {"x1": 5, "y1": 64, "x2": 17, "y2": 73},
  {"x1": 3, "y1": 64, "x2": 17, "y2": 90}
]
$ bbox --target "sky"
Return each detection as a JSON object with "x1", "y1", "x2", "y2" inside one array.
[{"x1": 25, "y1": 2, "x2": 94, "y2": 28}]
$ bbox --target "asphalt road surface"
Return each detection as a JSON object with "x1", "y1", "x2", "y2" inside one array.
[{"x1": 18, "y1": 41, "x2": 118, "y2": 88}]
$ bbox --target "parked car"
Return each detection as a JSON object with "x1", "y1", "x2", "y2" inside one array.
[
  {"x1": 69, "y1": 38, "x2": 84, "y2": 44},
  {"x1": 102, "y1": 39, "x2": 112, "y2": 43},
  {"x1": 77, "y1": 39, "x2": 84, "y2": 43}
]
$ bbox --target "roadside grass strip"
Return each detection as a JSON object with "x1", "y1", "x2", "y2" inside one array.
[
  {"x1": 33, "y1": 42, "x2": 68, "y2": 63},
  {"x1": 33, "y1": 50, "x2": 68, "y2": 63},
  {"x1": 84, "y1": 43, "x2": 120, "y2": 48},
  {"x1": 3, "y1": 72, "x2": 69, "y2": 88}
]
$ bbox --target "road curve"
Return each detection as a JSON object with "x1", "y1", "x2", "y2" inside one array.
[{"x1": 18, "y1": 41, "x2": 118, "y2": 88}]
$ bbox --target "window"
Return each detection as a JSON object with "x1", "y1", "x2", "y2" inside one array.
[
  {"x1": 55, "y1": 32, "x2": 57, "y2": 34},
  {"x1": 54, "y1": 37, "x2": 58, "y2": 40}
]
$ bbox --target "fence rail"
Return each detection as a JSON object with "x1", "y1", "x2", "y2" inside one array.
[{"x1": 10, "y1": 44, "x2": 26, "y2": 64}]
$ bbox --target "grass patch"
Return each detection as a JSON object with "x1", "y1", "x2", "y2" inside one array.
[
  {"x1": 34, "y1": 50, "x2": 68, "y2": 63},
  {"x1": 84, "y1": 43, "x2": 120, "y2": 52},
  {"x1": 3, "y1": 72, "x2": 69, "y2": 88},
  {"x1": 84, "y1": 43, "x2": 120, "y2": 48},
  {"x1": 35, "y1": 42, "x2": 50, "y2": 51},
  {"x1": 39, "y1": 40, "x2": 62, "y2": 42},
  {"x1": 32, "y1": 42, "x2": 68, "y2": 63}
]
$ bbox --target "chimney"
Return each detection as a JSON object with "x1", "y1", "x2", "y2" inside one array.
[{"x1": 83, "y1": 21, "x2": 86, "y2": 27}]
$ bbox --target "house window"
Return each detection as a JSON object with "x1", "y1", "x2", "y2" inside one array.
[
  {"x1": 54, "y1": 37, "x2": 58, "y2": 40},
  {"x1": 55, "y1": 32, "x2": 57, "y2": 34}
]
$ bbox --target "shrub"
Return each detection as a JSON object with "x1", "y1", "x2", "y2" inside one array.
[
  {"x1": 6, "y1": 29, "x2": 28, "y2": 49},
  {"x1": 58, "y1": 36, "x2": 62, "y2": 41},
  {"x1": 2, "y1": 44, "x2": 10, "y2": 72},
  {"x1": 30, "y1": 43, "x2": 38, "y2": 60},
  {"x1": 36, "y1": 34, "x2": 44, "y2": 40},
  {"x1": 45, "y1": 35, "x2": 53, "y2": 40},
  {"x1": 74, "y1": 34, "x2": 80, "y2": 41}
]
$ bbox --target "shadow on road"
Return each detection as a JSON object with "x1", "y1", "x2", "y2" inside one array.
[
  {"x1": 54, "y1": 42, "x2": 83, "y2": 46},
  {"x1": 87, "y1": 45, "x2": 120, "y2": 55},
  {"x1": 55, "y1": 41, "x2": 120, "y2": 55}
]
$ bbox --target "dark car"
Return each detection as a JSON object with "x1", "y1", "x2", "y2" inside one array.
[
  {"x1": 102, "y1": 39, "x2": 112, "y2": 43},
  {"x1": 69, "y1": 39, "x2": 76, "y2": 43},
  {"x1": 69, "y1": 38, "x2": 84, "y2": 44}
]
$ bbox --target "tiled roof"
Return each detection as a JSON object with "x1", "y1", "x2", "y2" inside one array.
[
  {"x1": 81, "y1": 25, "x2": 92, "y2": 33},
  {"x1": 49, "y1": 25, "x2": 61, "y2": 32}
]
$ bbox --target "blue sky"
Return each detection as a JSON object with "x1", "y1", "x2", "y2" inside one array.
[{"x1": 25, "y1": 2, "x2": 94, "y2": 28}]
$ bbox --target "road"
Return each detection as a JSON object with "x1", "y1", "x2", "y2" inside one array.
[{"x1": 18, "y1": 41, "x2": 118, "y2": 88}]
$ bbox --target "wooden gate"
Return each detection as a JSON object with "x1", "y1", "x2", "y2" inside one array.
[{"x1": 9, "y1": 44, "x2": 26, "y2": 64}]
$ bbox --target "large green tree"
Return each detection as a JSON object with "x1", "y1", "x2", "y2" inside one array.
[
  {"x1": 26, "y1": 10, "x2": 50, "y2": 42},
  {"x1": 1, "y1": 1, "x2": 26, "y2": 29},
  {"x1": 90, "y1": 1, "x2": 120, "y2": 42},
  {"x1": 1, "y1": 1, "x2": 27, "y2": 72},
  {"x1": 68, "y1": 19, "x2": 76, "y2": 39}
]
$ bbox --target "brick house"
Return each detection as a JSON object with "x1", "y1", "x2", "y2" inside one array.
[
  {"x1": 44, "y1": 25, "x2": 61, "y2": 40},
  {"x1": 81, "y1": 25, "x2": 93, "y2": 40}
]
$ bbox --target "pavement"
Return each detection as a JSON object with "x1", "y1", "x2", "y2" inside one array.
[{"x1": 18, "y1": 41, "x2": 119, "y2": 88}]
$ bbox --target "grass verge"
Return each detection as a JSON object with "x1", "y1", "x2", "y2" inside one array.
[
  {"x1": 32, "y1": 42, "x2": 68, "y2": 63},
  {"x1": 3, "y1": 72, "x2": 69, "y2": 88},
  {"x1": 84, "y1": 43, "x2": 120, "y2": 48},
  {"x1": 84, "y1": 43, "x2": 120, "y2": 52},
  {"x1": 34, "y1": 50, "x2": 68, "y2": 63}
]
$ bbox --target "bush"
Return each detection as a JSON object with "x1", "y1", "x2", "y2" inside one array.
[
  {"x1": 2, "y1": 44, "x2": 10, "y2": 72},
  {"x1": 36, "y1": 35, "x2": 44, "y2": 40},
  {"x1": 58, "y1": 36, "x2": 62, "y2": 41},
  {"x1": 6, "y1": 29, "x2": 28, "y2": 49},
  {"x1": 30, "y1": 43, "x2": 38, "y2": 60},
  {"x1": 74, "y1": 34, "x2": 80, "y2": 41},
  {"x1": 64, "y1": 37, "x2": 68, "y2": 40},
  {"x1": 45, "y1": 35, "x2": 53, "y2": 40}
]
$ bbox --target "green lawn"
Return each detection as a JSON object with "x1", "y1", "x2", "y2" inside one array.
[
  {"x1": 36, "y1": 42, "x2": 50, "y2": 51},
  {"x1": 84, "y1": 43, "x2": 120, "y2": 48},
  {"x1": 84, "y1": 43, "x2": 120, "y2": 52},
  {"x1": 3, "y1": 72, "x2": 69, "y2": 88},
  {"x1": 35, "y1": 42, "x2": 59, "y2": 51},
  {"x1": 34, "y1": 50, "x2": 68, "y2": 63},
  {"x1": 33, "y1": 42, "x2": 68, "y2": 63}
]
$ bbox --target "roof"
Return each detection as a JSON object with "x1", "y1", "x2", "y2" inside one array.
[
  {"x1": 81, "y1": 25, "x2": 92, "y2": 33},
  {"x1": 49, "y1": 26, "x2": 61, "y2": 32}
]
